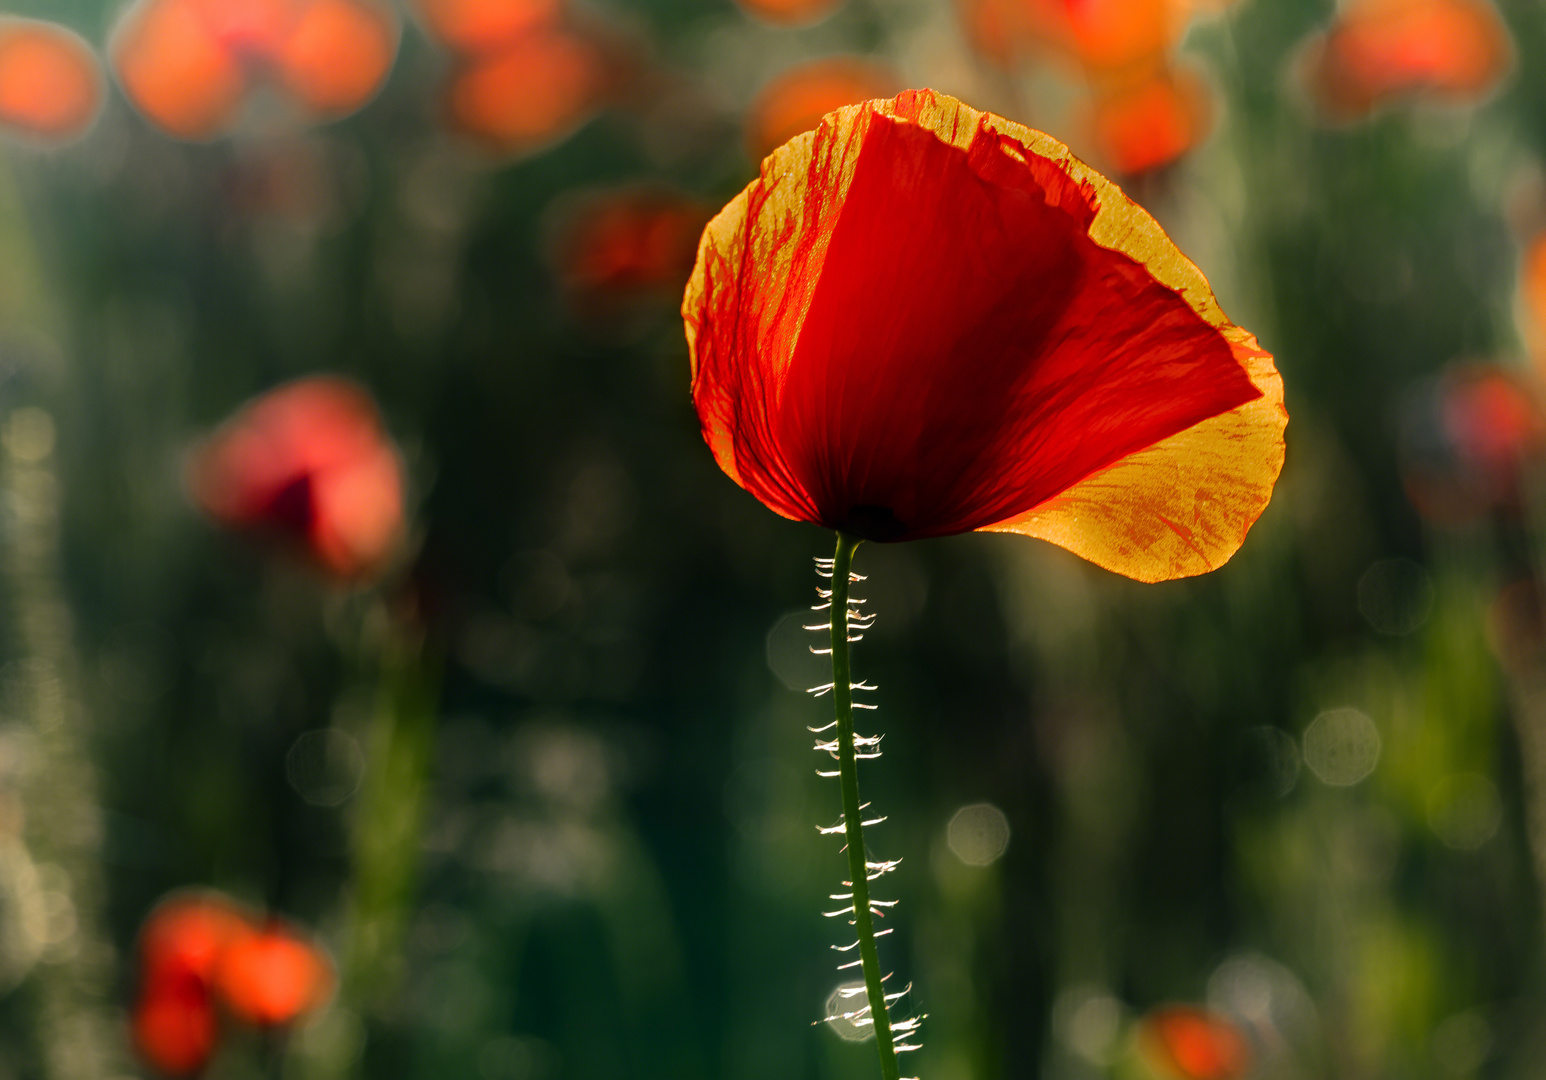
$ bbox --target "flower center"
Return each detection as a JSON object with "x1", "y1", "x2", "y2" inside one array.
[{"x1": 841, "y1": 505, "x2": 907, "y2": 542}]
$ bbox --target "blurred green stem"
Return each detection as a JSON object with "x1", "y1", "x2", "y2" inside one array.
[{"x1": 829, "y1": 532, "x2": 901, "y2": 1080}]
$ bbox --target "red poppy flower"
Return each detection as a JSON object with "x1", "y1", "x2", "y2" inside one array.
[
  {"x1": 186, "y1": 375, "x2": 406, "y2": 580},
  {"x1": 214, "y1": 921, "x2": 335, "y2": 1026},
  {"x1": 1136, "y1": 1005, "x2": 1252, "y2": 1080},
  {"x1": 1086, "y1": 62, "x2": 1211, "y2": 176},
  {"x1": 744, "y1": 57, "x2": 898, "y2": 164},
  {"x1": 1297, "y1": 0, "x2": 1511, "y2": 120},
  {"x1": 111, "y1": 0, "x2": 399, "y2": 139},
  {"x1": 959, "y1": 0, "x2": 1188, "y2": 74},
  {"x1": 0, "y1": 19, "x2": 104, "y2": 143},
  {"x1": 1400, "y1": 363, "x2": 1544, "y2": 524},
  {"x1": 132, "y1": 893, "x2": 254, "y2": 1076},
  {"x1": 683, "y1": 90, "x2": 1284, "y2": 581}
]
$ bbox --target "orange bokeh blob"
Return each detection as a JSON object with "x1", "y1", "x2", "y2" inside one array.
[
  {"x1": 744, "y1": 57, "x2": 899, "y2": 163},
  {"x1": 1137, "y1": 1006, "x2": 1252, "y2": 1080},
  {"x1": 133, "y1": 894, "x2": 254, "y2": 1077},
  {"x1": 1088, "y1": 63, "x2": 1211, "y2": 175},
  {"x1": 113, "y1": 0, "x2": 248, "y2": 140},
  {"x1": 445, "y1": 28, "x2": 607, "y2": 153},
  {"x1": 0, "y1": 19, "x2": 103, "y2": 143},
  {"x1": 111, "y1": 0, "x2": 399, "y2": 139},
  {"x1": 415, "y1": 0, "x2": 561, "y2": 53},
  {"x1": 275, "y1": 0, "x2": 398, "y2": 115},
  {"x1": 187, "y1": 375, "x2": 406, "y2": 580},
  {"x1": 139, "y1": 893, "x2": 256, "y2": 990},
  {"x1": 1300, "y1": 0, "x2": 1511, "y2": 120},
  {"x1": 960, "y1": 0, "x2": 1188, "y2": 73},
  {"x1": 215, "y1": 924, "x2": 335, "y2": 1026},
  {"x1": 551, "y1": 188, "x2": 711, "y2": 301}
]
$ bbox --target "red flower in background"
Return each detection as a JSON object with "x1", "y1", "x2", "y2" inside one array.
[
  {"x1": 1085, "y1": 62, "x2": 1211, "y2": 177},
  {"x1": 961, "y1": 0, "x2": 1189, "y2": 74},
  {"x1": 549, "y1": 186, "x2": 711, "y2": 302},
  {"x1": 743, "y1": 57, "x2": 898, "y2": 164},
  {"x1": 132, "y1": 893, "x2": 334, "y2": 1076},
  {"x1": 1297, "y1": 0, "x2": 1511, "y2": 120},
  {"x1": 443, "y1": 27, "x2": 612, "y2": 154},
  {"x1": 110, "y1": 0, "x2": 399, "y2": 140},
  {"x1": 215, "y1": 923, "x2": 336, "y2": 1026},
  {"x1": 684, "y1": 90, "x2": 1285, "y2": 581},
  {"x1": 415, "y1": 0, "x2": 621, "y2": 157},
  {"x1": 187, "y1": 375, "x2": 406, "y2": 581},
  {"x1": 133, "y1": 895, "x2": 248, "y2": 1076},
  {"x1": 0, "y1": 18, "x2": 103, "y2": 144},
  {"x1": 1136, "y1": 1005, "x2": 1252, "y2": 1080},
  {"x1": 1401, "y1": 364, "x2": 1545, "y2": 525}
]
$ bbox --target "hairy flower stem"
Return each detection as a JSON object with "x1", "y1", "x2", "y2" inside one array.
[{"x1": 829, "y1": 531, "x2": 902, "y2": 1080}]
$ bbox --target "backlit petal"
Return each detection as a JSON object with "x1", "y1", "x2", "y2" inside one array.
[{"x1": 686, "y1": 90, "x2": 1283, "y2": 573}]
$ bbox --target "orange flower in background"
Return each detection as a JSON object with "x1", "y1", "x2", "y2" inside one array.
[
  {"x1": 132, "y1": 893, "x2": 251, "y2": 1076},
  {"x1": 1136, "y1": 1005, "x2": 1252, "y2": 1080},
  {"x1": 443, "y1": 25, "x2": 610, "y2": 154},
  {"x1": 0, "y1": 19, "x2": 104, "y2": 143},
  {"x1": 744, "y1": 57, "x2": 898, "y2": 164},
  {"x1": 1298, "y1": 0, "x2": 1511, "y2": 120},
  {"x1": 187, "y1": 375, "x2": 406, "y2": 580},
  {"x1": 132, "y1": 893, "x2": 333, "y2": 1075},
  {"x1": 961, "y1": 0, "x2": 1189, "y2": 74},
  {"x1": 111, "y1": 0, "x2": 399, "y2": 139},
  {"x1": 215, "y1": 922, "x2": 336, "y2": 1025},
  {"x1": 415, "y1": 0, "x2": 561, "y2": 53},
  {"x1": 684, "y1": 90, "x2": 1285, "y2": 581},
  {"x1": 1087, "y1": 62, "x2": 1211, "y2": 176}
]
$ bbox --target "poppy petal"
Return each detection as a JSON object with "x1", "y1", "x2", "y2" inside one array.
[{"x1": 685, "y1": 90, "x2": 1283, "y2": 571}]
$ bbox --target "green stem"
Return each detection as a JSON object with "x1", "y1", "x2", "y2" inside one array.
[{"x1": 829, "y1": 532, "x2": 901, "y2": 1080}]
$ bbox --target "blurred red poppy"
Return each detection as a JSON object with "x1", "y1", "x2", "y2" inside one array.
[
  {"x1": 0, "y1": 19, "x2": 104, "y2": 143},
  {"x1": 273, "y1": 0, "x2": 398, "y2": 115},
  {"x1": 550, "y1": 187, "x2": 711, "y2": 301},
  {"x1": 111, "y1": 0, "x2": 399, "y2": 139},
  {"x1": 1401, "y1": 364, "x2": 1545, "y2": 524},
  {"x1": 187, "y1": 375, "x2": 406, "y2": 580},
  {"x1": 415, "y1": 0, "x2": 560, "y2": 53},
  {"x1": 1298, "y1": 0, "x2": 1511, "y2": 120},
  {"x1": 744, "y1": 56, "x2": 898, "y2": 163},
  {"x1": 444, "y1": 26, "x2": 608, "y2": 154},
  {"x1": 1086, "y1": 62, "x2": 1211, "y2": 176},
  {"x1": 133, "y1": 893, "x2": 253, "y2": 1076},
  {"x1": 684, "y1": 90, "x2": 1285, "y2": 581},
  {"x1": 960, "y1": 0, "x2": 1188, "y2": 74},
  {"x1": 1136, "y1": 1005, "x2": 1252, "y2": 1080},
  {"x1": 215, "y1": 922, "x2": 335, "y2": 1026}
]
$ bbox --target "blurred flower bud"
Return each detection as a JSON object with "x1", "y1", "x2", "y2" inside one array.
[{"x1": 186, "y1": 375, "x2": 407, "y2": 581}]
